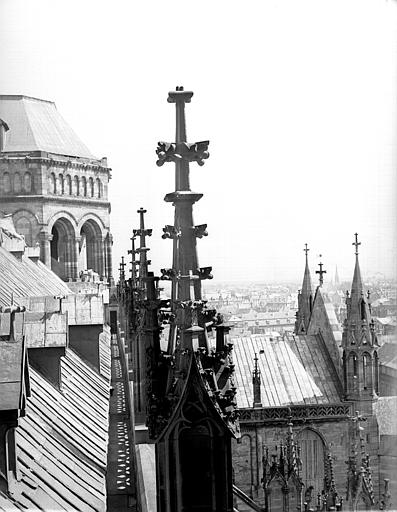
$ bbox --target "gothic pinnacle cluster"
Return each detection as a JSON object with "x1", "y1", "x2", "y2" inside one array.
[
  {"x1": 342, "y1": 233, "x2": 379, "y2": 400},
  {"x1": 153, "y1": 87, "x2": 238, "y2": 430}
]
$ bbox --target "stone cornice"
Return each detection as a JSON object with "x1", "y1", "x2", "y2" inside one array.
[
  {"x1": 0, "y1": 194, "x2": 111, "y2": 209},
  {"x1": 0, "y1": 154, "x2": 112, "y2": 177}
]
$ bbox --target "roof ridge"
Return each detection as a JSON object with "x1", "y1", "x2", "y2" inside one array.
[{"x1": 0, "y1": 94, "x2": 55, "y2": 104}]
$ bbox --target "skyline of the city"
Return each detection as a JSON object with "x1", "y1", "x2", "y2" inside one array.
[{"x1": 0, "y1": 0, "x2": 395, "y2": 283}]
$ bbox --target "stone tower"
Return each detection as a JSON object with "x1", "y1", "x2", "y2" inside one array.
[
  {"x1": 0, "y1": 95, "x2": 113, "y2": 282},
  {"x1": 342, "y1": 233, "x2": 379, "y2": 403}
]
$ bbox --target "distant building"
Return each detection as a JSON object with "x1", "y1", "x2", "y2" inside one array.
[
  {"x1": 232, "y1": 240, "x2": 396, "y2": 511},
  {"x1": 0, "y1": 95, "x2": 113, "y2": 281}
]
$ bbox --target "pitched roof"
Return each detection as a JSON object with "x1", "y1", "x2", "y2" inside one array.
[
  {"x1": 0, "y1": 246, "x2": 71, "y2": 308},
  {"x1": 232, "y1": 334, "x2": 342, "y2": 408},
  {"x1": 0, "y1": 95, "x2": 96, "y2": 159},
  {"x1": 0, "y1": 345, "x2": 111, "y2": 511}
]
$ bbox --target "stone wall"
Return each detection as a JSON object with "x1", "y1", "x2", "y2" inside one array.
[{"x1": 232, "y1": 415, "x2": 382, "y2": 509}]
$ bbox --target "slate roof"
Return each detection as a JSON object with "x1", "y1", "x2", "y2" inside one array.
[
  {"x1": 232, "y1": 334, "x2": 342, "y2": 408},
  {"x1": 0, "y1": 95, "x2": 96, "y2": 159},
  {"x1": 0, "y1": 246, "x2": 71, "y2": 308},
  {"x1": 0, "y1": 344, "x2": 111, "y2": 511},
  {"x1": 378, "y1": 342, "x2": 397, "y2": 370}
]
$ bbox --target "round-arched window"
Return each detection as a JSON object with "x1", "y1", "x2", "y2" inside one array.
[
  {"x1": 23, "y1": 172, "x2": 32, "y2": 192},
  {"x1": 14, "y1": 172, "x2": 22, "y2": 193}
]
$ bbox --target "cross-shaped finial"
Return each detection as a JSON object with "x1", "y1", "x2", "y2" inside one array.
[
  {"x1": 303, "y1": 243, "x2": 309, "y2": 258},
  {"x1": 138, "y1": 207, "x2": 147, "y2": 229},
  {"x1": 353, "y1": 232, "x2": 361, "y2": 256},
  {"x1": 315, "y1": 259, "x2": 327, "y2": 286}
]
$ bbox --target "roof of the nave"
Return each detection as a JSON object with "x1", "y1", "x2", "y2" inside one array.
[
  {"x1": 0, "y1": 95, "x2": 96, "y2": 159},
  {"x1": 0, "y1": 345, "x2": 111, "y2": 511},
  {"x1": 0, "y1": 228, "x2": 112, "y2": 510},
  {"x1": 232, "y1": 333, "x2": 342, "y2": 408}
]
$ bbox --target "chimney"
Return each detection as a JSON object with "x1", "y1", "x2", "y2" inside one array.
[{"x1": 0, "y1": 307, "x2": 30, "y2": 494}]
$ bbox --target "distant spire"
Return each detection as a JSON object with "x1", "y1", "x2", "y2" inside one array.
[
  {"x1": 119, "y1": 256, "x2": 126, "y2": 282},
  {"x1": 315, "y1": 257, "x2": 326, "y2": 287},
  {"x1": 294, "y1": 244, "x2": 313, "y2": 334},
  {"x1": 133, "y1": 208, "x2": 152, "y2": 300}
]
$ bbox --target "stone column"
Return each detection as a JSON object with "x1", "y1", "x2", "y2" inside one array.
[
  {"x1": 75, "y1": 236, "x2": 82, "y2": 278},
  {"x1": 96, "y1": 236, "x2": 105, "y2": 279},
  {"x1": 105, "y1": 232, "x2": 113, "y2": 283},
  {"x1": 39, "y1": 230, "x2": 52, "y2": 268}
]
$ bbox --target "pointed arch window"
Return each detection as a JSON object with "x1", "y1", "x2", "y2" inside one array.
[
  {"x1": 297, "y1": 429, "x2": 326, "y2": 500},
  {"x1": 348, "y1": 353, "x2": 359, "y2": 393},
  {"x1": 374, "y1": 351, "x2": 379, "y2": 394},
  {"x1": 362, "y1": 353, "x2": 372, "y2": 390},
  {"x1": 360, "y1": 299, "x2": 366, "y2": 321}
]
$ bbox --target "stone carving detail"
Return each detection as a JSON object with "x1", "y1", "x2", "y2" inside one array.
[{"x1": 156, "y1": 140, "x2": 210, "y2": 167}]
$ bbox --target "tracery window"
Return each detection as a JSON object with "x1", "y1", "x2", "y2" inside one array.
[{"x1": 298, "y1": 429, "x2": 325, "y2": 500}]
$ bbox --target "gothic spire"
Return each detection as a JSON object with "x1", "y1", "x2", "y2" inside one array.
[
  {"x1": 295, "y1": 244, "x2": 314, "y2": 334},
  {"x1": 342, "y1": 234, "x2": 379, "y2": 400},
  {"x1": 133, "y1": 207, "x2": 152, "y2": 300},
  {"x1": 157, "y1": 86, "x2": 211, "y2": 353},
  {"x1": 344, "y1": 233, "x2": 374, "y2": 343}
]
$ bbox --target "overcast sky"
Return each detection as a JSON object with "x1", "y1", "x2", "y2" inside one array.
[{"x1": 0, "y1": 0, "x2": 396, "y2": 284}]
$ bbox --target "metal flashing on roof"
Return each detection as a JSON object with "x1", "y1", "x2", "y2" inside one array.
[
  {"x1": 232, "y1": 334, "x2": 342, "y2": 409},
  {"x1": 0, "y1": 340, "x2": 112, "y2": 511},
  {"x1": 0, "y1": 247, "x2": 72, "y2": 308}
]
